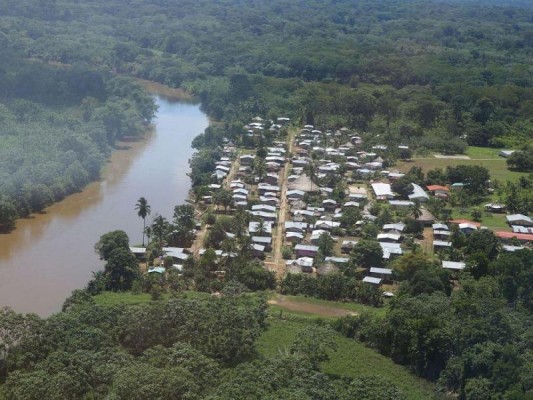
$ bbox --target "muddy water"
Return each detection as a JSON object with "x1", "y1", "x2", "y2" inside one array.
[{"x1": 0, "y1": 96, "x2": 208, "y2": 316}]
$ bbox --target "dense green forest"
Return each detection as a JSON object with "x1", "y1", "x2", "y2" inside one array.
[{"x1": 0, "y1": 60, "x2": 155, "y2": 231}]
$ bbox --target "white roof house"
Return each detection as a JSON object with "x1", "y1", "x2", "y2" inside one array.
[
  {"x1": 379, "y1": 242, "x2": 402, "y2": 259},
  {"x1": 507, "y1": 214, "x2": 533, "y2": 227},
  {"x1": 362, "y1": 276, "x2": 382, "y2": 285},
  {"x1": 248, "y1": 221, "x2": 273, "y2": 235},
  {"x1": 433, "y1": 240, "x2": 452, "y2": 248},
  {"x1": 432, "y1": 223, "x2": 449, "y2": 231},
  {"x1": 389, "y1": 200, "x2": 414, "y2": 208},
  {"x1": 377, "y1": 233, "x2": 402, "y2": 242},
  {"x1": 383, "y1": 223, "x2": 406, "y2": 232},
  {"x1": 408, "y1": 183, "x2": 429, "y2": 202},
  {"x1": 370, "y1": 267, "x2": 393, "y2": 276},
  {"x1": 442, "y1": 261, "x2": 466, "y2": 271},
  {"x1": 371, "y1": 183, "x2": 394, "y2": 200}
]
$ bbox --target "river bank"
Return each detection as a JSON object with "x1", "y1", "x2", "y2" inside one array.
[{"x1": 0, "y1": 95, "x2": 209, "y2": 316}]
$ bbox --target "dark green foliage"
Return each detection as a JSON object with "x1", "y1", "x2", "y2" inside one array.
[{"x1": 507, "y1": 148, "x2": 533, "y2": 172}]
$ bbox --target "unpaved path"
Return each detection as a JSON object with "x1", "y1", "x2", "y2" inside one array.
[
  {"x1": 269, "y1": 129, "x2": 295, "y2": 278},
  {"x1": 268, "y1": 295, "x2": 358, "y2": 317}
]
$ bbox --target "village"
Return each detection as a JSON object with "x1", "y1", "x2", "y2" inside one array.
[{"x1": 131, "y1": 117, "x2": 533, "y2": 297}]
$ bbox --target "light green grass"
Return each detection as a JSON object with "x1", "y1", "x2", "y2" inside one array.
[
  {"x1": 397, "y1": 157, "x2": 527, "y2": 182},
  {"x1": 450, "y1": 209, "x2": 510, "y2": 230},
  {"x1": 466, "y1": 146, "x2": 502, "y2": 159},
  {"x1": 258, "y1": 314, "x2": 437, "y2": 400},
  {"x1": 279, "y1": 294, "x2": 388, "y2": 317}
]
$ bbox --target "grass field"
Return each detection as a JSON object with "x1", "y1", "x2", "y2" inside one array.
[
  {"x1": 450, "y1": 209, "x2": 510, "y2": 230},
  {"x1": 271, "y1": 294, "x2": 389, "y2": 317},
  {"x1": 257, "y1": 312, "x2": 437, "y2": 400},
  {"x1": 398, "y1": 146, "x2": 527, "y2": 182}
]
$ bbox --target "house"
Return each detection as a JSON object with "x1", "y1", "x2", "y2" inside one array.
[
  {"x1": 499, "y1": 150, "x2": 515, "y2": 158},
  {"x1": 450, "y1": 219, "x2": 481, "y2": 229},
  {"x1": 233, "y1": 188, "x2": 249, "y2": 196},
  {"x1": 248, "y1": 211, "x2": 277, "y2": 222},
  {"x1": 383, "y1": 223, "x2": 406, "y2": 233},
  {"x1": 502, "y1": 245, "x2": 526, "y2": 252},
  {"x1": 427, "y1": 185, "x2": 450, "y2": 199},
  {"x1": 442, "y1": 261, "x2": 466, "y2": 271},
  {"x1": 251, "y1": 236, "x2": 272, "y2": 251},
  {"x1": 130, "y1": 247, "x2": 147, "y2": 261},
  {"x1": 380, "y1": 242, "x2": 402, "y2": 259},
  {"x1": 371, "y1": 183, "x2": 394, "y2": 200},
  {"x1": 362, "y1": 276, "x2": 382, "y2": 285},
  {"x1": 485, "y1": 203, "x2": 506, "y2": 213},
  {"x1": 311, "y1": 229, "x2": 330, "y2": 244},
  {"x1": 433, "y1": 240, "x2": 452, "y2": 249},
  {"x1": 260, "y1": 196, "x2": 280, "y2": 207},
  {"x1": 408, "y1": 183, "x2": 429, "y2": 202},
  {"x1": 324, "y1": 256, "x2": 350, "y2": 265},
  {"x1": 389, "y1": 200, "x2": 414, "y2": 209},
  {"x1": 239, "y1": 154, "x2": 255, "y2": 166},
  {"x1": 322, "y1": 199, "x2": 337, "y2": 211},
  {"x1": 264, "y1": 173, "x2": 279, "y2": 185},
  {"x1": 248, "y1": 221, "x2": 273, "y2": 236},
  {"x1": 295, "y1": 244, "x2": 319, "y2": 258},
  {"x1": 370, "y1": 267, "x2": 393, "y2": 281},
  {"x1": 433, "y1": 230, "x2": 451, "y2": 240},
  {"x1": 458, "y1": 223, "x2": 478, "y2": 234},
  {"x1": 252, "y1": 204, "x2": 277, "y2": 213},
  {"x1": 496, "y1": 231, "x2": 533, "y2": 243},
  {"x1": 287, "y1": 190, "x2": 305, "y2": 200},
  {"x1": 341, "y1": 240, "x2": 358, "y2": 254},
  {"x1": 377, "y1": 233, "x2": 402, "y2": 242},
  {"x1": 506, "y1": 214, "x2": 533, "y2": 227},
  {"x1": 293, "y1": 210, "x2": 315, "y2": 221},
  {"x1": 286, "y1": 232, "x2": 305, "y2": 243},
  {"x1": 251, "y1": 244, "x2": 266, "y2": 258},
  {"x1": 432, "y1": 223, "x2": 449, "y2": 231},
  {"x1": 258, "y1": 185, "x2": 281, "y2": 195},
  {"x1": 314, "y1": 220, "x2": 340, "y2": 230},
  {"x1": 148, "y1": 267, "x2": 166, "y2": 274},
  {"x1": 285, "y1": 221, "x2": 308, "y2": 233},
  {"x1": 343, "y1": 201, "x2": 361, "y2": 208}
]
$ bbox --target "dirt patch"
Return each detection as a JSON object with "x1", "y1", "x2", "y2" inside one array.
[{"x1": 268, "y1": 295, "x2": 358, "y2": 317}]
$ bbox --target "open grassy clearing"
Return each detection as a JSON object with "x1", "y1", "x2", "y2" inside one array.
[
  {"x1": 450, "y1": 209, "x2": 510, "y2": 230},
  {"x1": 396, "y1": 157, "x2": 527, "y2": 182},
  {"x1": 465, "y1": 146, "x2": 504, "y2": 159},
  {"x1": 270, "y1": 294, "x2": 388, "y2": 317},
  {"x1": 258, "y1": 312, "x2": 437, "y2": 400}
]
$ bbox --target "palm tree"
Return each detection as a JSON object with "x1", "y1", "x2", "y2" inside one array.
[
  {"x1": 409, "y1": 199, "x2": 423, "y2": 220},
  {"x1": 135, "y1": 197, "x2": 151, "y2": 246}
]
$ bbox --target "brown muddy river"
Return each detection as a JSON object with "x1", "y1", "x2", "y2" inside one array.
[{"x1": 0, "y1": 96, "x2": 208, "y2": 316}]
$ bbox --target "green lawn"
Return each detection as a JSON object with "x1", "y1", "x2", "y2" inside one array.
[
  {"x1": 450, "y1": 209, "x2": 510, "y2": 230},
  {"x1": 397, "y1": 156, "x2": 526, "y2": 183},
  {"x1": 258, "y1": 313, "x2": 437, "y2": 400},
  {"x1": 466, "y1": 146, "x2": 503, "y2": 159},
  {"x1": 277, "y1": 294, "x2": 389, "y2": 317}
]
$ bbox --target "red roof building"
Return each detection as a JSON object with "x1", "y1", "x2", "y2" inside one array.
[
  {"x1": 496, "y1": 231, "x2": 533, "y2": 242},
  {"x1": 427, "y1": 185, "x2": 450, "y2": 192}
]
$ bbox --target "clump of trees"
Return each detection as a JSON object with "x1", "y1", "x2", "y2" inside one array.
[{"x1": 334, "y1": 249, "x2": 533, "y2": 399}]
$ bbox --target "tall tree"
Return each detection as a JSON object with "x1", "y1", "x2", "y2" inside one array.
[{"x1": 135, "y1": 197, "x2": 151, "y2": 247}]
